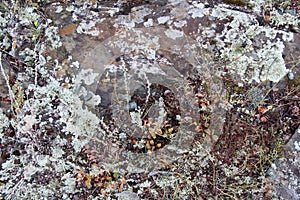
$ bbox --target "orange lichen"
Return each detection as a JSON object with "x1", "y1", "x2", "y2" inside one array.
[
  {"x1": 258, "y1": 105, "x2": 269, "y2": 114},
  {"x1": 58, "y1": 23, "x2": 78, "y2": 36}
]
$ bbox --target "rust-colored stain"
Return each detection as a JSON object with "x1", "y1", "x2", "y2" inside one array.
[{"x1": 59, "y1": 23, "x2": 78, "y2": 36}]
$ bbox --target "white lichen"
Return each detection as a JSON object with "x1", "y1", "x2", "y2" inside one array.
[
  {"x1": 157, "y1": 16, "x2": 170, "y2": 24},
  {"x1": 188, "y1": 2, "x2": 209, "y2": 18},
  {"x1": 157, "y1": 97, "x2": 167, "y2": 124},
  {"x1": 164, "y1": 29, "x2": 184, "y2": 40},
  {"x1": 0, "y1": 109, "x2": 9, "y2": 136},
  {"x1": 76, "y1": 68, "x2": 99, "y2": 86},
  {"x1": 130, "y1": 111, "x2": 143, "y2": 127},
  {"x1": 61, "y1": 173, "x2": 77, "y2": 193},
  {"x1": 270, "y1": 8, "x2": 299, "y2": 27},
  {"x1": 211, "y1": 5, "x2": 293, "y2": 83}
]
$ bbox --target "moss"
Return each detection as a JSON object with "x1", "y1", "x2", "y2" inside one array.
[
  {"x1": 235, "y1": 44, "x2": 244, "y2": 53},
  {"x1": 233, "y1": 85, "x2": 244, "y2": 93},
  {"x1": 287, "y1": 77, "x2": 300, "y2": 89}
]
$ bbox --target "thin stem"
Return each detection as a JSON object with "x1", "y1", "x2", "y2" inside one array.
[{"x1": 0, "y1": 52, "x2": 19, "y2": 113}]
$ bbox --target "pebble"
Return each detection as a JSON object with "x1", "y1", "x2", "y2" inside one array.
[{"x1": 288, "y1": 72, "x2": 294, "y2": 80}]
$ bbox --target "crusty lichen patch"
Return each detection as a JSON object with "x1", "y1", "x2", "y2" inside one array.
[{"x1": 209, "y1": 5, "x2": 294, "y2": 83}]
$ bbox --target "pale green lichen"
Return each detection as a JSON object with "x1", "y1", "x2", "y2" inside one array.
[
  {"x1": 188, "y1": 2, "x2": 210, "y2": 18},
  {"x1": 130, "y1": 111, "x2": 143, "y2": 127},
  {"x1": 18, "y1": 114, "x2": 37, "y2": 133},
  {"x1": 61, "y1": 173, "x2": 77, "y2": 194},
  {"x1": 116, "y1": 7, "x2": 152, "y2": 28},
  {"x1": 19, "y1": 7, "x2": 40, "y2": 26},
  {"x1": 76, "y1": 68, "x2": 99, "y2": 86},
  {"x1": 0, "y1": 75, "x2": 90, "y2": 198},
  {"x1": 211, "y1": 5, "x2": 293, "y2": 83},
  {"x1": 157, "y1": 16, "x2": 170, "y2": 24},
  {"x1": 77, "y1": 20, "x2": 100, "y2": 36},
  {"x1": 157, "y1": 97, "x2": 167, "y2": 124},
  {"x1": 45, "y1": 26, "x2": 62, "y2": 49},
  {"x1": 61, "y1": 93, "x2": 100, "y2": 152},
  {"x1": 271, "y1": 8, "x2": 299, "y2": 27},
  {"x1": 1, "y1": 0, "x2": 299, "y2": 199},
  {"x1": 0, "y1": 109, "x2": 9, "y2": 136},
  {"x1": 0, "y1": 2, "x2": 97, "y2": 199},
  {"x1": 164, "y1": 29, "x2": 184, "y2": 40}
]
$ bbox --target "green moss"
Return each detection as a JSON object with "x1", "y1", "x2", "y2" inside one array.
[
  {"x1": 233, "y1": 86, "x2": 244, "y2": 93},
  {"x1": 287, "y1": 77, "x2": 300, "y2": 89},
  {"x1": 113, "y1": 172, "x2": 120, "y2": 179},
  {"x1": 235, "y1": 44, "x2": 244, "y2": 53}
]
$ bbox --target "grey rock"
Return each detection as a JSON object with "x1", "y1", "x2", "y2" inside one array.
[{"x1": 268, "y1": 126, "x2": 300, "y2": 200}]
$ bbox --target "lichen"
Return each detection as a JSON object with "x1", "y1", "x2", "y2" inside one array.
[
  {"x1": 164, "y1": 29, "x2": 184, "y2": 40},
  {"x1": 270, "y1": 8, "x2": 299, "y2": 27},
  {"x1": 210, "y1": 5, "x2": 293, "y2": 83},
  {"x1": 0, "y1": 0, "x2": 299, "y2": 199},
  {"x1": 0, "y1": 109, "x2": 9, "y2": 136}
]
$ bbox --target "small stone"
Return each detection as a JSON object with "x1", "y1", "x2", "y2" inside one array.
[{"x1": 288, "y1": 72, "x2": 294, "y2": 80}]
